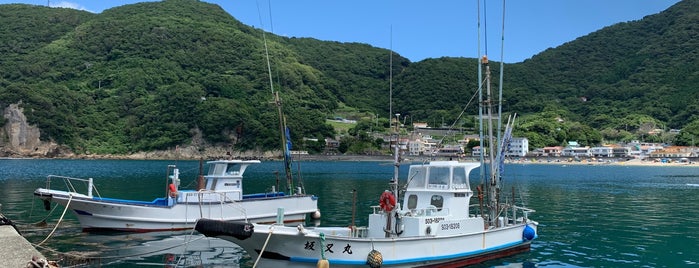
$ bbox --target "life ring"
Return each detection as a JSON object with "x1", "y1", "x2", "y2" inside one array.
[
  {"x1": 168, "y1": 183, "x2": 178, "y2": 198},
  {"x1": 379, "y1": 191, "x2": 396, "y2": 211}
]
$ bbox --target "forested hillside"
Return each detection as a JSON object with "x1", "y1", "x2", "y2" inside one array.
[
  {"x1": 0, "y1": 0, "x2": 337, "y2": 155},
  {"x1": 0, "y1": 0, "x2": 696, "y2": 156},
  {"x1": 507, "y1": 0, "x2": 698, "y2": 147}
]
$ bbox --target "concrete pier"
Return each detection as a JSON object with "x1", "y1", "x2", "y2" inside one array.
[{"x1": 0, "y1": 219, "x2": 46, "y2": 268}]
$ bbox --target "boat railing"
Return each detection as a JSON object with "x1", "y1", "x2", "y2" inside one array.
[
  {"x1": 173, "y1": 190, "x2": 249, "y2": 221},
  {"x1": 513, "y1": 205, "x2": 536, "y2": 221},
  {"x1": 468, "y1": 203, "x2": 535, "y2": 224},
  {"x1": 408, "y1": 206, "x2": 445, "y2": 217},
  {"x1": 370, "y1": 205, "x2": 448, "y2": 217},
  {"x1": 350, "y1": 226, "x2": 369, "y2": 238},
  {"x1": 45, "y1": 175, "x2": 101, "y2": 198}
]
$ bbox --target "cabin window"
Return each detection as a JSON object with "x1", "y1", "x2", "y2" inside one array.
[
  {"x1": 428, "y1": 167, "x2": 450, "y2": 189},
  {"x1": 452, "y1": 167, "x2": 468, "y2": 189},
  {"x1": 430, "y1": 195, "x2": 444, "y2": 211},
  {"x1": 226, "y1": 164, "x2": 241, "y2": 175},
  {"x1": 407, "y1": 194, "x2": 418, "y2": 210},
  {"x1": 209, "y1": 164, "x2": 226, "y2": 175},
  {"x1": 407, "y1": 167, "x2": 427, "y2": 188}
]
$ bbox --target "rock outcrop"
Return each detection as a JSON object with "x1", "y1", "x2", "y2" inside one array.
[{"x1": 1, "y1": 103, "x2": 65, "y2": 158}]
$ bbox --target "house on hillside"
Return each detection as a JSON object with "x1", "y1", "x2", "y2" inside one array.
[
  {"x1": 408, "y1": 138, "x2": 424, "y2": 156},
  {"x1": 324, "y1": 138, "x2": 340, "y2": 154},
  {"x1": 506, "y1": 137, "x2": 529, "y2": 157},
  {"x1": 472, "y1": 146, "x2": 486, "y2": 157},
  {"x1": 542, "y1": 146, "x2": 563, "y2": 157},
  {"x1": 562, "y1": 141, "x2": 590, "y2": 157},
  {"x1": 590, "y1": 146, "x2": 613, "y2": 157},
  {"x1": 649, "y1": 146, "x2": 692, "y2": 158},
  {"x1": 612, "y1": 147, "x2": 631, "y2": 158}
]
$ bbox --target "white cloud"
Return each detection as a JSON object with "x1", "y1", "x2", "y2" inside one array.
[{"x1": 51, "y1": 1, "x2": 95, "y2": 13}]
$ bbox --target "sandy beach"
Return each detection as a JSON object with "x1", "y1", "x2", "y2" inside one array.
[{"x1": 510, "y1": 158, "x2": 698, "y2": 167}]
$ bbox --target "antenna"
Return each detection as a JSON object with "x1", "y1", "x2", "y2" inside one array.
[
  {"x1": 256, "y1": 2, "x2": 275, "y2": 94},
  {"x1": 389, "y1": 26, "x2": 393, "y2": 125}
]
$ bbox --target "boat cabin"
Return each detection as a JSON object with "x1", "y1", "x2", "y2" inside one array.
[
  {"x1": 366, "y1": 161, "x2": 482, "y2": 238},
  {"x1": 203, "y1": 160, "x2": 261, "y2": 191},
  {"x1": 174, "y1": 159, "x2": 263, "y2": 204},
  {"x1": 402, "y1": 161, "x2": 478, "y2": 218}
]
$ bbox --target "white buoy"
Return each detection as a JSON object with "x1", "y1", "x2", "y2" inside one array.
[{"x1": 311, "y1": 210, "x2": 321, "y2": 220}]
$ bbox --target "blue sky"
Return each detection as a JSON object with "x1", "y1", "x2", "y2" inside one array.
[{"x1": 3, "y1": 0, "x2": 682, "y2": 63}]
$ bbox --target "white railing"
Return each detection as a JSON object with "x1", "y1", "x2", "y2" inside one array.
[{"x1": 45, "y1": 175, "x2": 101, "y2": 198}]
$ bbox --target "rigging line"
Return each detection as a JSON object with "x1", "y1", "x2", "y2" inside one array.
[
  {"x1": 436, "y1": 84, "x2": 480, "y2": 148},
  {"x1": 256, "y1": 1, "x2": 274, "y2": 94},
  {"x1": 497, "y1": 0, "x2": 506, "y2": 157},
  {"x1": 267, "y1": 0, "x2": 282, "y2": 88},
  {"x1": 267, "y1": 0, "x2": 274, "y2": 33}
]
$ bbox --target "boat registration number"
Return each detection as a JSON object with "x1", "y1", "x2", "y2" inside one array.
[
  {"x1": 424, "y1": 217, "x2": 445, "y2": 224},
  {"x1": 441, "y1": 222, "x2": 461, "y2": 230}
]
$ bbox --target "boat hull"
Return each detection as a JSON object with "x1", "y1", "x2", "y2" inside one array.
[
  {"x1": 200, "y1": 222, "x2": 537, "y2": 268},
  {"x1": 35, "y1": 189, "x2": 318, "y2": 232}
]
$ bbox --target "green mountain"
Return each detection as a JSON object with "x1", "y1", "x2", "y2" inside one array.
[
  {"x1": 0, "y1": 0, "x2": 696, "y2": 156},
  {"x1": 507, "y1": 0, "x2": 698, "y2": 146}
]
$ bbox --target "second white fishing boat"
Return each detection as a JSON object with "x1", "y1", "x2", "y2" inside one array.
[{"x1": 34, "y1": 159, "x2": 320, "y2": 232}]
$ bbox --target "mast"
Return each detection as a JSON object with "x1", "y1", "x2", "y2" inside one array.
[
  {"x1": 477, "y1": 0, "x2": 486, "y2": 187},
  {"x1": 483, "y1": 56, "x2": 498, "y2": 226},
  {"x1": 275, "y1": 92, "x2": 294, "y2": 195},
  {"x1": 385, "y1": 37, "x2": 400, "y2": 237},
  {"x1": 259, "y1": 2, "x2": 294, "y2": 195},
  {"x1": 392, "y1": 113, "x2": 400, "y2": 200},
  {"x1": 389, "y1": 30, "x2": 399, "y2": 204}
]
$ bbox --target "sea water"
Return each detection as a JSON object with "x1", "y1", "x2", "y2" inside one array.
[{"x1": 1, "y1": 159, "x2": 698, "y2": 267}]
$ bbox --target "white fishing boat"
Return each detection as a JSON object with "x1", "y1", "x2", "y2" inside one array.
[
  {"x1": 195, "y1": 1, "x2": 538, "y2": 265},
  {"x1": 34, "y1": 159, "x2": 320, "y2": 232},
  {"x1": 33, "y1": 10, "x2": 325, "y2": 231},
  {"x1": 196, "y1": 155, "x2": 537, "y2": 267}
]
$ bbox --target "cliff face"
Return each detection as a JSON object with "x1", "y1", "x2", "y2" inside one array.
[
  {"x1": 1, "y1": 103, "x2": 64, "y2": 158},
  {"x1": 0, "y1": 103, "x2": 274, "y2": 159}
]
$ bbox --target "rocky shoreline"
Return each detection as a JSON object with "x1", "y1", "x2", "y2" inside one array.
[{"x1": 2, "y1": 150, "x2": 697, "y2": 168}]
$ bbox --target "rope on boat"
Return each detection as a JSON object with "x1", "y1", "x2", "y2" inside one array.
[
  {"x1": 30, "y1": 203, "x2": 59, "y2": 226},
  {"x1": 253, "y1": 225, "x2": 275, "y2": 268},
  {"x1": 317, "y1": 233, "x2": 329, "y2": 268},
  {"x1": 37, "y1": 194, "x2": 73, "y2": 246},
  {"x1": 13, "y1": 197, "x2": 59, "y2": 227}
]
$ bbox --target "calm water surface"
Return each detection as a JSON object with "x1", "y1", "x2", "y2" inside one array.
[{"x1": 1, "y1": 159, "x2": 698, "y2": 267}]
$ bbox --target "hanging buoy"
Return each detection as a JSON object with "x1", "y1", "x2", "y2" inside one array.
[
  {"x1": 366, "y1": 249, "x2": 383, "y2": 268},
  {"x1": 311, "y1": 209, "x2": 322, "y2": 220},
  {"x1": 316, "y1": 259, "x2": 329, "y2": 268},
  {"x1": 379, "y1": 191, "x2": 396, "y2": 211},
  {"x1": 522, "y1": 225, "x2": 536, "y2": 241}
]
